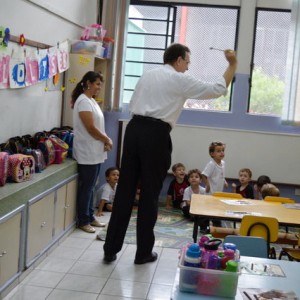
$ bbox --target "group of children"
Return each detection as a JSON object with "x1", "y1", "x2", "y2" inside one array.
[
  {"x1": 95, "y1": 141, "x2": 280, "y2": 225},
  {"x1": 166, "y1": 141, "x2": 280, "y2": 221}
]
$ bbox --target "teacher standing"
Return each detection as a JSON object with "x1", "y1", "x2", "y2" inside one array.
[
  {"x1": 72, "y1": 71, "x2": 113, "y2": 234},
  {"x1": 103, "y1": 43, "x2": 237, "y2": 263}
]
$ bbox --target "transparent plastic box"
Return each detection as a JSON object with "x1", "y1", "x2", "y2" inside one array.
[{"x1": 178, "y1": 249, "x2": 240, "y2": 298}]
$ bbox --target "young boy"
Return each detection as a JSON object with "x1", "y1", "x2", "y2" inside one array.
[
  {"x1": 166, "y1": 163, "x2": 189, "y2": 209},
  {"x1": 182, "y1": 169, "x2": 206, "y2": 220},
  {"x1": 254, "y1": 175, "x2": 271, "y2": 199},
  {"x1": 95, "y1": 167, "x2": 120, "y2": 216},
  {"x1": 232, "y1": 168, "x2": 254, "y2": 199},
  {"x1": 202, "y1": 141, "x2": 228, "y2": 194},
  {"x1": 261, "y1": 183, "x2": 280, "y2": 199}
]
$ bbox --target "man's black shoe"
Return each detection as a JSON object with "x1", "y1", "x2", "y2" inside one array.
[
  {"x1": 134, "y1": 252, "x2": 158, "y2": 265},
  {"x1": 103, "y1": 254, "x2": 117, "y2": 263}
]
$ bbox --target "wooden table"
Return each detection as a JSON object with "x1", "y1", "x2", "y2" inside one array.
[
  {"x1": 190, "y1": 194, "x2": 300, "y2": 242},
  {"x1": 171, "y1": 256, "x2": 300, "y2": 299}
]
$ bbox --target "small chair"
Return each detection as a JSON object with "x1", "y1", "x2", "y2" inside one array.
[
  {"x1": 279, "y1": 234, "x2": 300, "y2": 261},
  {"x1": 264, "y1": 196, "x2": 295, "y2": 204},
  {"x1": 224, "y1": 235, "x2": 268, "y2": 258},
  {"x1": 239, "y1": 215, "x2": 279, "y2": 259},
  {"x1": 212, "y1": 192, "x2": 243, "y2": 199},
  {"x1": 264, "y1": 196, "x2": 298, "y2": 246}
]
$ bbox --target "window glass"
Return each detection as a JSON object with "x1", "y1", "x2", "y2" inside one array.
[
  {"x1": 249, "y1": 9, "x2": 291, "y2": 116},
  {"x1": 124, "y1": 3, "x2": 238, "y2": 112}
]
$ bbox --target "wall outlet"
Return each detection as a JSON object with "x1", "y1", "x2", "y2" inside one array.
[{"x1": 295, "y1": 188, "x2": 300, "y2": 196}]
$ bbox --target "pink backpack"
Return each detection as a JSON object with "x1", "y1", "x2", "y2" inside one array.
[
  {"x1": 0, "y1": 152, "x2": 9, "y2": 186},
  {"x1": 8, "y1": 154, "x2": 35, "y2": 183}
]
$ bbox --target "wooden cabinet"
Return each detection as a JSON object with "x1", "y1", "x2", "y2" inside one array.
[
  {"x1": 63, "y1": 53, "x2": 108, "y2": 126},
  {"x1": 0, "y1": 207, "x2": 23, "y2": 289},
  {"x1": 27, "y1": 193, "x2": 55, "y2": 264},
  {"x1": 26, "y1": 177, "x2": 78, "y2": 266},
  {"x1": 54, "y1": 178, "x2": 77, "y2": 237}
]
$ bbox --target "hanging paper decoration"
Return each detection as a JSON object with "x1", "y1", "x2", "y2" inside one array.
[
  {"x1": 2, "y1": 27, "x2": 10, "y2": 47},
  {"x1": 37, "y1": 48, "x2": 49, "y2": 81},
  {"x1": 25, "y1": 49, "x2": 39, "y2": 86},
  {"x1": 9, "y1": 49, "x2": 26, "y2": 88},
  {"x1": 57, "y1": 40, "x2": 69, "y2": 73},
  {"x1": 48, "y1": 46, "x2": 58, "y2": 78},
  {"x1": 19, "y1": 34, "x2": 25, "y2": 46},
  {"x1": 0, "y1": 52, "x2": 10, "y2": 89}
]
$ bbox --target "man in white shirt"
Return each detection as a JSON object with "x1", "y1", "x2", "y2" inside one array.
[{"x1": 104, "y1": 43, "x2": 237, "y2": 264}]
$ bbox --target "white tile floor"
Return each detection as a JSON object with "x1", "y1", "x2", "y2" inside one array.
[{"x1": 4, "y1": 213, "x2": 180, "y2": 300}]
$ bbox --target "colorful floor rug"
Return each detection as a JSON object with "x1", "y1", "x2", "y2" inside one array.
[{"x1": 97, "y1": 207, "x2": 194, "y2": 249}]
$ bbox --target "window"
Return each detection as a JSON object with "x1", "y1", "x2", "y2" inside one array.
[
  {"x1": 249, "y1": 9, "x2": 291, "y2": 116},
  {"x1": 124, "y1": 2, "x2": 239, "y2": 112}
]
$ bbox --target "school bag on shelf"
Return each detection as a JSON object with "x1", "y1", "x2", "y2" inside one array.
[
  {"x1": 23, "y1": 148, "x2": 46, "y2": 173},
  {"x1": 50, "y1": 126, "x2": 73, "y2": 158},
  {"x1": 0, "y1": 152, "x2": 9, "y2": 186},
  {"x1": 33, "y1": 132, "x2": 55, "y2": 166},
  {"x1": 8, "y1": 154, "x2": 35, "y2": 183},
  {"x1": 49, "y1": 135, "x2": 69, "y2": 164}
]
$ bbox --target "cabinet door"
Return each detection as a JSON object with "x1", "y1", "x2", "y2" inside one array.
[
  {"x1": 0, "y1": 213, "x2": 21, "y2": 286},
  {"x1": 27, "y1": 193, "x2": 55, "y2": 264},
  {"x1": 54, "y1": 185, "x2": 67, "y2": 237},
  {"x1": 64, "y1": 178, "x2": 77, "y2": 229}
]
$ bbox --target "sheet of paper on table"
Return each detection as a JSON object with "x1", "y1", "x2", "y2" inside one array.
[
  {"x1": 239, "y1": 288, "x2": 297, "y2": 300},
  {"x1": 283, "y1": 203, "x2": 300, "y2": 210},
  {"x1": 225, "y1": 210, "x2": 262, "y2": 217},
  {"x1": 221, "y1": 199, "x2": 254, "y2": 205},
  {"x1": 240, "y1": 262, "x2": 285, "y2": 277}
]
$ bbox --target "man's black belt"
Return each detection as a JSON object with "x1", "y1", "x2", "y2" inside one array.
[{"x1": 132, "y1": 115, "x2": 171, "y2": 131}]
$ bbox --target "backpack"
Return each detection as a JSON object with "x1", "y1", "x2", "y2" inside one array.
[
  {"x1": 0, "y1": 152, "x2": 9, "y2": 186},
  {"x1": 8, "y1": 154, "x2": 35, "y2": 183},
  {"x1": 49, "y1": 135, "x2": 69, "y2": 164},
  {"x1": 34, "y1": 132, "x2": 55, "y2": 166}
]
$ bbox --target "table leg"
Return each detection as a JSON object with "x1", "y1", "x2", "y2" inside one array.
[{"x1": 193, "y1": 216, "x2": 199, "y2": 242}]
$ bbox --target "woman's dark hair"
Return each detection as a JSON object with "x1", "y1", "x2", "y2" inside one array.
[
  {"x1": 71, "y1": 71, "x2": 104, "y2": 108},
  {"x1": 163, "y1": 43, "x2": 190, "y2": 64}
]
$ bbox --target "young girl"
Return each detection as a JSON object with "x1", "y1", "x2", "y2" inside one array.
[
  {"x1": 232, "y1": 168, "x2": 254, "y2": 199},
  {"x1": 182, "y1": 169, "x2": 205, "y2": 219},
  {"x1": 95, "y1": 167, "x2": 119, "y2": 216}
]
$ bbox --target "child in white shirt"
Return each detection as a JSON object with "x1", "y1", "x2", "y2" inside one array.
[
  {"x1": 95, "y1": 167, "x2": 119, "y2": 216},
  {"x1": 182, "y1": 169, "x2": 205, "y2": 219},
  {"x1": 202, "y1": 141, "x2": 228, "y2": 194}
]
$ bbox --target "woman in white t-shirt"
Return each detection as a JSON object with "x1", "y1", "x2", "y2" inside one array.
[{"x1": 71, "y1": 71, "x2": 113, "y2": 233}]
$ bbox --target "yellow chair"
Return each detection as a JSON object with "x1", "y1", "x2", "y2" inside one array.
[
  {"x1": 239, "y1": 215, "x2": 279, "y2": 259},
  {"x1": 279, "y1": 234, "x2": 300, "y2": 261},
  {"x1": 264, "y1": 196, "x2": 298, "y2": 246},
  {"x1": 264, "y1": 196, "x2": 295, "y2": 204},
  {"x1": 212, "y1": 192, "x2": 243, "y2": 199}
]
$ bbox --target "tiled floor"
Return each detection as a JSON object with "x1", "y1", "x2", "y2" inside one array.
[{"x1": 4, "y1": 213, "x2": 179, "y2": 300}]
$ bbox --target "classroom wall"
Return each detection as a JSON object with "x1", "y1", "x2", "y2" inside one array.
[{"x1": 0, "y1": 0, "x2": 98, "y2": 142}]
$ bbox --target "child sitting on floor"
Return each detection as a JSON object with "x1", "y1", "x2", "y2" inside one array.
[
  {"x1": 95, "y1": 167, "x2": 119, "y2": 216},
  {"x1": 261, "y1": 183, "x2": 280, "y2": 199},
  {"x1": 166, "y1": 163, "x2": 189, "y2": 209},
  {"x1": 232, "y1": 168, "x2": 254, "y2": 199}
]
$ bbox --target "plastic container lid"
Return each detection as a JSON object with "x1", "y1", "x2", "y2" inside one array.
[
  {"x1": 186, "y1": 243, "x2": 201, "y2": 258},
  {"x1": 204, "y1": 239, "x2": 222, "y2": 250},
  {"x1": 225, "y1": 260, "x2": 238, "y2": 272},
  {"x1": 223, "y1": 242, "x2": 237, "y2": 252}
]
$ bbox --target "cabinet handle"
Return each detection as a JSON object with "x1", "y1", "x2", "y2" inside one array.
[
  {"x1": 2, "y1": 250, "x2": 7, "y2": 255},
  {"x1": 64, "y1": 204, "x2": 70, "y2": 208},
  {"x1": 41, "y1": 221, "x2": 46, "y2": 227}
]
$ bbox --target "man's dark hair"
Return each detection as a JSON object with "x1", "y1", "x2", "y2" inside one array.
[{"x1": 163, "y1": 43, "x2": 190, "y2": 64}]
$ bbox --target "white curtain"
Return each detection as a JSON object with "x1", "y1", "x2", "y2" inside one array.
[{"x1": 283, "y1": 0, "x2": 300, "y2": 125}]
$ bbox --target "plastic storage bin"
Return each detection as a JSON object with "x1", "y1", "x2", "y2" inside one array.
[{"x1": 178, "y1": 249, "x2": 240, "y2": 298}]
